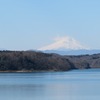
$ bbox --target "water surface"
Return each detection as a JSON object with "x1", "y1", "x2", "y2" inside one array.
[{"x1": 0, "y1": 69, "x2": 100, "y2": 100}]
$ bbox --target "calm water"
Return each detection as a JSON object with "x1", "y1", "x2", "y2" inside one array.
[{"x1": 0, "y1": 69, "x2": 100, "y2": 100}]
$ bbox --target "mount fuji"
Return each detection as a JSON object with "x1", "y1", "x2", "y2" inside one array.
[
  {"x1": 38, "y1": 36, "x2": 89, "y2": 51},
  {"x1": 38, "y1": 36, "x2": 100, "y2": 55}
]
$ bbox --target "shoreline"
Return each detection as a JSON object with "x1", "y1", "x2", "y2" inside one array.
[
  {"x1": 0, "y1": 70, "x2": 65, "y2": 73},
  {"x1": 0, "y1": 70, "x2": 33, "y2": 73},
  {"x1": 0, "y1": 68, "x2": 99, "y2": 73},
  {"x1": 0, "y1": 69, "x2": 72, "y2": 73}
]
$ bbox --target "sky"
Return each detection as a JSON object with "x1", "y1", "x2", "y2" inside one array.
[{"x1": 0, "y1": 0, "x2": 100, "y2": 50}]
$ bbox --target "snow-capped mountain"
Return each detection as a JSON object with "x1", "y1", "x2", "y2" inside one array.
[
  {"x1": 37, "y1": 36, "x2": 100, "y2": 55},
  {"x1": 38, "y1": 35, "x2": 89, "y2": 51}
]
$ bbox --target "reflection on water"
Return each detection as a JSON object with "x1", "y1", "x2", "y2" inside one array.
[{"x1": 0, "y1": 69, "x2": 100, "y2": 100}]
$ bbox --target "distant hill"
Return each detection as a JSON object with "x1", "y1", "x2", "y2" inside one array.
[
  {"x1": 43, "y1": 49, "x2": 100, "y2": 55},
  {"x1": 0, "y1": 51, "x2": 100, "y2": 72},
  {"x1": 0, "y1": 51, "x2": 72, "y2": 72}
]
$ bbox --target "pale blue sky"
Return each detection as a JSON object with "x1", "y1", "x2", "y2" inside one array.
[{"x1": 0, "y1": 0, "x2": 100, "y2": 50}]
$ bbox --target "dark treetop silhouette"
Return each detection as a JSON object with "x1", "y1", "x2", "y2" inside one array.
[{"x1": 0, "y1": 51, "x2": 100, "y2": 72}]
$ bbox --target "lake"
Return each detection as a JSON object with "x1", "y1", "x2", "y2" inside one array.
[{"x1": 0, "y1": 69, "x2": 100, "y2": 100}]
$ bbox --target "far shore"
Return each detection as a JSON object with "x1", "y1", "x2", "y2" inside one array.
[
  {"x1": 0, "y1": 70, "x2": 63, "y2": 73},
  {"x1": 0, "y1": 70, "x2": 33, "y2": 73},
  {"x1": 0, "y1": 68, "x2": 99, "y2": 73},
  {"x1": 0, "y1": 69, "x2": 72, "y2": 73}
]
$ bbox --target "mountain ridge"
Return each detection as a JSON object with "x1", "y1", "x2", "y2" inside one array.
[{"x1": 43, "y1": 49, "x2": 100, "y2": 55}]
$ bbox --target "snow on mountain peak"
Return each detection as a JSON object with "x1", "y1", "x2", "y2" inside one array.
[{"x1": 38, "y1": 36, "x2": 89, "y2": 51}]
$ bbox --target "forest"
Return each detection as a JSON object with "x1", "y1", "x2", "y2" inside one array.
[{"x1": 0, "y1": 51, "x2": 100, "y2": 72}]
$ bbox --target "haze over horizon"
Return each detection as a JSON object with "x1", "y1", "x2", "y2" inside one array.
[{"x1": 0, "y1": 0, "x2": 100, "y2": 50}]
